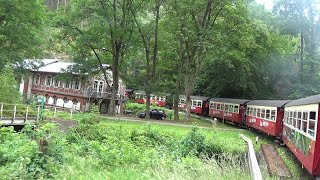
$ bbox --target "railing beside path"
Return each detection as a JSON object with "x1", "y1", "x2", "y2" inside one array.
[
  {"x1": 0, "y1": 103, "x2": 42, "y2": 125},
  {"x1": 240, "y1": 134, "x2": 263, "y2": 180}
]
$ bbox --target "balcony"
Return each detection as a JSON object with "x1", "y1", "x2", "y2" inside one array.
[{"x1": 85, "y1": 87, "x2": 122, "y2": 100}]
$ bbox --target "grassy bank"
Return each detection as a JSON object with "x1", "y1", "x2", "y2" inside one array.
[{"x1": 0, "y1": 113, "x2": 313, "y2": 179}]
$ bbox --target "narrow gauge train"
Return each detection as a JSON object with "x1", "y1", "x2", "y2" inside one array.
[
  {"x1": 178, "y1": 95, "x2": 210, "y2": 115},
  {"x1": 133, "y1": 90, "x2": 167, "y2": 107},
  {"x1": 207, "y1": 96, "x2": 320, "y2": 177},
  {"x1": 127, "y1": 89, "x2": 320, "y2": 176},
  {"x1": 245, "y1": 100, "x2": 290, "y2": 137},
  {"x1": 282, "y1": 95, "x2": 320, "y2": 176},
  {"x1": 208, "y1": 98, "x2": 249, "y2": 125}
]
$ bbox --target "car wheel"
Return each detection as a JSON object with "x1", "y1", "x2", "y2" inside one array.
[{"x1": 161, "y1": 116, "x2": 165, "y2": 120}]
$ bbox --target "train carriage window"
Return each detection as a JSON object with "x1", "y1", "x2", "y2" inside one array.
[
  {"x1": 209, "y1": 102, "x2": 213, "y2": 109},
  {"x1": 271, "y1": 110, "x2": 276, "y2": 121},
  {"x1": 308, "y1": 120, "x2": 316, "y2": 137},
  {"x1": 266, "y1": 109, "x2": 271, "y2": 120},
  {"x1": 289, "y1": 111, "x2": 293, "y2": 127},
  {"x1": 191, "y1": 100, "x2": 196, "y2": 106},
  {"x1": 297, "y1": 111, "x2": 302, "y2": 130},
  {"x1": 228, "y1": 105, "x2": 234, "y2": 112},
  {"x1": 257, "y1": 108, "x2": 261, "y2": 118},
  {"x1": 214, "y1": 103, "x2": 217, "y2": 110},
  {"x1": 234, "y1": 105, "x2": 239, "y2": 113},
  {"x1": 224, "y1": 104, "x2": 228, "y2": 112},
  {"x1": 197, "y1": 101, "x2": 202, "y2": 107},
  {"x1": 217, "y1": 104, "x2": 221, "y2": 110},
  {"x1": 253, "y1": 108, "x2": 257, "y2": 117},
  {"x1": 248, "y1": 107, "x2": 252, "y2": 116},
  {"x1": 308, "y1": 111, "x2": 316, "y2": 137},
  {"x1": 293, "y1": 111, "x2": 297, "y2": 128},
  {"x1": 246, "y1": 108, "x2": 249, "y2": 115},
  {"x1": 302, "y1": 111, "x2": 308, "y2": 133},
  {"x1": 261, "y1": 109, "x2": 266, "y2": 119}
]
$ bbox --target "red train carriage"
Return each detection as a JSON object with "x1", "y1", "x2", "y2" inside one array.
[
  {"x1": 208, "y1": 98, "x2": 249, "y2": 124},
  {"x1": 133, "y1": 90, "x2": 167, "y2": 107},
  {"x1": 179, "y1": 95, "x2": 210, "y2": 116},
  {"x1": 134, "y1": 90, "x2": 146, "y2": 104},
  {"x1": 245, "y1": 100, "x2": 290, "y2": 137},
  {"x1": 282, "y1": 95, "x2": 320, "y2": 176},
  {"x1": 154, "y1": 96, "x2": 166, "y2": 107}
]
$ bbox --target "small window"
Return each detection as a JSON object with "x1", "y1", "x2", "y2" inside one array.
[
  {"x1": 257, "y1": 108, "x2": 261, "y2": 118},
  {"x1": 271, "y1": 110, "x2": 276, "y2": 121},
  {"x1": 64, "y1": 82, "x2": 71, "y2": 89},
  {"x1": 308, "y1": 120, "x2": 316, "y2": 137},
  {"x1": 228, "y1": 105, "x2": 234, "y2": 112},
  {"x1": 266, "y1": 109, "x2": 271, "y2": 120},
  {"x1": 293, "y1": 111, "x2": 297, "y2": 128},
  {"x1": 249, "y1": 107, "x2": 252, "y2": 116},
  {"x1": 234, "y1": 105, "x2": 239, "y2": 113},
  {"x1": 54, "y1": 78, "x2": 60, "y2": 87},
  {"x1": 261, "y1": 109, "x2": 266, "y2": 119},
  {"x1": 253, "y1": 108, "x2": 257, "y2": 117},
  {"x1": 209, "y1": 102, "x2": 214, "y2": 109},
  {"x1": 34, "y1": 74, "x2": 40, "y2": 85},
  {"x1": 74, "y1": 81, "x2": 80, "y2": 90},
  {"x1": 303, "y1": 111, "x2": 308, "y2": 120},
  {"x1": 214, "y1": 103, "x2": 217, "y2": 110},
  {"x1": 289, "y1": 111, "x2": 293, "y2": 126},
  {"x1": 191, "y1": 100, "x2": 196, "y2": 106},
  {"x1": 224, "y1": 104, "x2": 228, "y2": 111},
  {"x1": 302, "y1": 120, "x2": 308, "y2": 133},
  {"x1": 297, "y1": 111, "x2": 302, "y2": 130},
  {"x1": 217, "y1": 104, "x2": 221, "y2": 110},
  {"x1": 46, "y1": 75, "x2": 52, "y2": 86},
  {"x1": 197, "y1": 101, "x2": 202, "y2": 107},
  {"x1": 310, "y1": 111, "x2": 316, "y2": 120}
]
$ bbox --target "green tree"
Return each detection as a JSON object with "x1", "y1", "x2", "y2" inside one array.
[
  {"x1": 0, "y1": 0, "x2": 46, "y2": 68},
  {"x1": 0, "y1": 66, "x2": 21, "y2": 104},
  {"x1": 56, "y1": 0, "x2": 134, "y2": 115}
]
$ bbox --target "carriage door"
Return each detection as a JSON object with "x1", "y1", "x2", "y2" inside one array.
[{"x1": 241, "y1": 105, "x2": 246, "y2": 125}]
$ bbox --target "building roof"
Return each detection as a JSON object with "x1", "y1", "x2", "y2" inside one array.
[
  {"x1": 285, "y1": 94, "x2": 320, "y2": 107},
  {"x1": 208, "y1": 98, "x2": 250, "y2": 105},
  {"x1": 179, "y1": 95, "x2": 210, "y2": 101},
  {"x1": 22, "y1": 59, "x2": 110, "y2": 74},
  {"x1": 246, "y1": 100, "x2": 291, "y2": 107}
]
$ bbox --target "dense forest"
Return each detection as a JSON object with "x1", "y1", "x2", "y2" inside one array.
[{"x1": 1, "y1": 0, "x2": 320, "y2": 115}]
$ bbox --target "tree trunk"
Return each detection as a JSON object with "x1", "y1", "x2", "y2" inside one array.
[
  {"x1": 300, "y1": 29, "x2": 304, "y2": 84},
  {"x1": 174, "y1": 39, "x2": 184, "y2": 120},
  {"x1": 109, "y1": 44, "x2": 120, "y2": 115},
  {"x1": 146, "y1": 91, "x2": 151, "y2": 118},
  {"x1": 184, "y1": 55, "x2": 193, "y2": 122}
]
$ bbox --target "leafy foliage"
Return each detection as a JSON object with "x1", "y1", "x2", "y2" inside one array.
[{"x1": 0, "y1": 66, "x2": 22, "y2": 104}]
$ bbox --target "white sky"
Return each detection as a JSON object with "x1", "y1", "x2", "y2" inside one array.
[{"x1": 255, "y1": 0, "x2": 274, "y2": 10}]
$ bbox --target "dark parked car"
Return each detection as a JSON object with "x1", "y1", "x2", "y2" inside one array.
[{"x1": 138, "y1": 109, "x2": 166, "y2": 120}]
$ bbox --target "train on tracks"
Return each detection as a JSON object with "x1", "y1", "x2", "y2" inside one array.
[{"x1": 127, "y1": 90, "x2": 320, "y2": 177}]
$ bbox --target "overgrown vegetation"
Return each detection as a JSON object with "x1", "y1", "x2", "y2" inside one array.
[
  {"x1": 0, "y1": 114, "x2": 314, "y2": 179},
  {"x1": 0, "y1": 118, "x2": 251, "y2": 179}
]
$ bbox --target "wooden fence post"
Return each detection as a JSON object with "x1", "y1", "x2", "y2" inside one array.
[
  {"x1": 25, "y1": 106, "x2": 29, "y2": 123},
  {"x1": 12, "y1": 105, "x2": 16, "y2": 124},
  {"x1": 37, "y1": 106, "x2": 40, "y2": 123},
  {"x1": 54, "y1": 107, "x2": 57, "y2": 118}
]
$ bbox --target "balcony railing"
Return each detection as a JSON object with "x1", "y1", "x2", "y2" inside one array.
[{"x1": 31, "y1": 84, "x2": 124, "y2": 100}]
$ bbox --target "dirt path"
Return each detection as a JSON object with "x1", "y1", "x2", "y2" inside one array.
[{"x1": 102, "y1": 115, "x2": 245, "y2": 131}]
